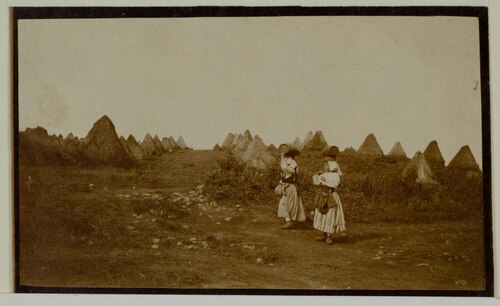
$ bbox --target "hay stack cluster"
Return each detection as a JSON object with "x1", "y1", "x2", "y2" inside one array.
[
  {"x1": 19, "y1": 115, "x2": 191, "y2": 168},
  {"x1": 302, "y1": 130, "x2": 328, "y2": 151},
  {"x1": 22, "y1": 116, "x2": 482, "y2": 177},
  {"x1": 217, "y1": 130, "x2": 276, "y2": 169},
  {"x1": 140, "y1": 135, "x2": 190, "y2": 157},
  {"x1": 19, "y1": 127, "x2": 74, "y2": 165},
  {"x1": 141, "y1": 133, "x2": 161, "y2": 156},
  {"x1": 403, "y1": 141, "x2": 480, "y2": 184},
  {"x1": 220, "y1": 130, "x2": 252, "y2": 152},
  {"x1": 19, "y1": 115, "x2": 137, "y2": 168}
]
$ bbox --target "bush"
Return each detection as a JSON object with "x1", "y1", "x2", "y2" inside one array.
[
  {"x1": 202, "y1": 152, "x2": 484, "y2": 223},
  {"x1": 202, "y1": 152, "x2": 278, "y2": 203}
]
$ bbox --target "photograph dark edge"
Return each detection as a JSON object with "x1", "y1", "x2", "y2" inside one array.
[{"x1": 11, "y1": 5, "x2": 493, "y2": 296}]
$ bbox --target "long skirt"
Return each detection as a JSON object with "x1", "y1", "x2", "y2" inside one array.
[
  {"x1": 313, "y1": 192, "x2": 346, "y2": 234},
  {"x1": 277, "y1": 183, "x2": 306, "y2": 222}
]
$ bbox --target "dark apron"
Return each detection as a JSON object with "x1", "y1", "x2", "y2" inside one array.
[{"x1": 314, "y1": 186, "x2": 336, "y2": 215}]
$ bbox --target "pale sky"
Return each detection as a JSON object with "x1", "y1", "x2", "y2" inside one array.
[{"x1": 18, "y1": 16, "x2": 483, "y2": 166}]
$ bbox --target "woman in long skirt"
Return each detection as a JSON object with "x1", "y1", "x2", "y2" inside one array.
[
  {"x1": 276, "y1": 151, "x2": 306, "y2": 229},
  {"x1": 312, "y1": 147, "x2": 346, "y2": 244}
]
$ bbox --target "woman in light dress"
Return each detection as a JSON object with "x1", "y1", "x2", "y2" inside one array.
[
  {"x1": 276, "y1": 150, "x2": 306, "y2": 229},
  {"x1": 312, "y1": 146, "x2": 346, "y2": 244}
]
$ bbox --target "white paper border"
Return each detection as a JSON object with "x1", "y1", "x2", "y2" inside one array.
[{"x1": 0, "y1": 0, "x2": 498, "y2": 304}]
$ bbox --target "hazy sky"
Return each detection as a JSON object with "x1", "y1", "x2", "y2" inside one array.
[{"x1": 18, "y1": 16, "x2": 483, "y2": 166}]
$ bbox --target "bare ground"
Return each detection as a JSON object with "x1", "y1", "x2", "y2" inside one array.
[{"x1": 19, "y1": 150, "x2": 485, "y2": 290}]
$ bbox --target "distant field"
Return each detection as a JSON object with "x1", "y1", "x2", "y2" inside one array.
[{"x1": 18, "y1": 150, "x2": 485, "y2": 290}]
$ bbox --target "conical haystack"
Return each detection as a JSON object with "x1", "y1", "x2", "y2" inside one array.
[
  {"x1": 63, "y1": 132, "x2": 79, "y2": 151},
  {"x1": 234, "y1": 133, "x2": 251, "y2": 152},
  {"x1": 65, "y1": 132, "x2": 75, "y2": 141},
  {"x1": 167, "y1": 136, "x2": 180, "y2": 151},
  {"x1": 343, "y1": 146, "x2": 356, "y2": 155},
  {"x1": 19, "y1": 127, "x2": 68, "y2": 165},
  {"x1": 242, "y1": 135, "x2": 276, "y2": 169},
  {"x1": 119, "y1": 135, "x2": 127, "y2": 150},
  {"x1": 231, "y1": 134, "x2": 243, "y2": 149},
  {"x1": 303, "y1": 131, "x2": 328, "y2": 151},
  {"x1": 213, "y1": 143, "x2": 221, "y2": 151},
  {"x1": 46, "y1": 132, "x2": 60, "y2": 148},
  {"x1": 292, "y1": 137, "x2": 302, "y2": 150},
  {"x1": 221, "y1": 133, "x2": 235, "y2": 150},
  {"x1": 27, "y1": 129, "x2": 49, "y2": 147},
  {"x1": 81, "y1": 115, "x2": 137, "y2": 167},
  {"x1": 402, "y1": 151, "x2": 436, "y2": 184},
  {"x1": 244, "y1": 130, "x2": 253, "y2": 141},
  {"x1": 423, "y1": 140, "x2": 445, "y2": 168},
  {"x1": 357, "y1": 133, "x2": 384, "y2": 156},
  {"x1": 177, "y1": 136, "x2": 187, "y2": 149},
  {"x1": 120, "y1": 136, "x2": 136, "y2": 160},
  {"x1": 302, "y1": 131, "x2": 313, "y2": 147},
  {"x1": 161, "y1": 137, "x2": 172, "y2": 151},
  {"x1": 119, "y1": 136, "x2": 127, "y2": 146},
  {"x1": 142, "y1": 133, "x2": 161, "y2": 156},
  {"x1": 448, "y1": 145, "x2": 480, "y2": 172},
  {"x1": 153, "y1": 135, "x2": 166, "y2": 153},
  {"x1": 388, "y1": 141, "x2": 408, "y2": 159},
  {"x1": 126, "y1": 135, "x2": 145, "y2": 159}
]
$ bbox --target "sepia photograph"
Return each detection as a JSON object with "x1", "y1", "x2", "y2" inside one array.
[{"x1": 12, "y1": 6, "x2": 492, "y2": 295}]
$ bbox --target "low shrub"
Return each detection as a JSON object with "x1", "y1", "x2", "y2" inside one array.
[
  {"x1": 202, "y1": 152, "x2": 278, "y2": 203},
  {"x1": 202, "y1": 152, "x2": 484, "y2": 223}
]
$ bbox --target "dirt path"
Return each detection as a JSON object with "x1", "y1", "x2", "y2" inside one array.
[{"x1": 19, "y1": 150, "x2": 485, "y2": 290}]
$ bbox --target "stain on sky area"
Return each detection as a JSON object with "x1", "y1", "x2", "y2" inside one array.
[{"x1": 36, "y1": 84, "x2": 68, "y2": 128}]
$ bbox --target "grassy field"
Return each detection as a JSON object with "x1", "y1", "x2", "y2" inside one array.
[{"x1": 19, "y1": 150, "x2": 485, "y2": 290}]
